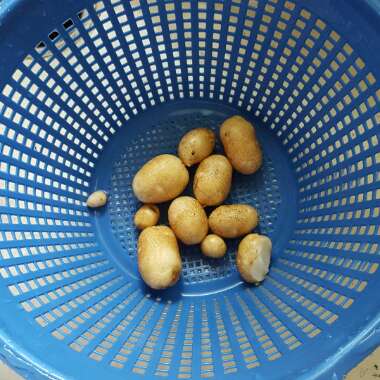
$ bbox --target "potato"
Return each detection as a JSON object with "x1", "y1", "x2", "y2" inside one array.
[
  {"x1": 138, "y1": 226, "x2": 182, "y2": 289},
  {"x1": 178, "y1": 128, "x2": 215, "y2": 167},
  {"x1": 193, "y1": 155, "x2": 232, "y2": 206},
  {"x1": 220, "y1": 115, "x2": 263, "y2": 174},
  {"x1": 87, "y1": 190, "x2": 107, "y2": 208},
  {"x1": 134, "y1": 204, "x2": 160, "y2": 230},
  {"x1": 208, "y1": 204, "x2": 259, "y2": 238},
  {"x1": 168, "y1": 196, "x2": 208, "y2": 245},
  {"x1": 237, "y1": 234, "x2": 272, "y2": 283},
  {"x1": 201, "y1": 234, "x2": 227, "y2": 258},
  {"x1": 132, "y1": 154, "x2": 189, "y2": 203}
]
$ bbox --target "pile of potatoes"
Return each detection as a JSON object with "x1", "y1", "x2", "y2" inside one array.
[
  {"x1": 87, "y1": 116, "x2": 273, "y2": 290},
  {"x1": 129, "y1": 115, "x2": 273, "y2": 290}
]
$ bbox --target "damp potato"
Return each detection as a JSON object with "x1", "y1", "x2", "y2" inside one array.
[
  {"x1": 193, "y1": 154, "x2": 232, "y2": 206},
  {"x1": 178, "y1": 128, "x2": 216, "y2": 167},
  {"x1": 138, "y1": 226, "x2": 182, "y2": 289},
  {"x1": 208, "y1": 204, "x2": 259, "y2": 238},
  {"x1": 134, "y1": 204, "x2": 160, "y2": 230},
  {"x1": 237, "y1": 234, "x2": 272, "y2": 283},
  {"x1": 220, "y1": 115, "x2": 263, "y2": 174},
  {"x1": 201, "y1": 234, "x2": 227, "y2": 258},
  {"x1": 86, "y1": 190, "x2": 107, "y2": 208},
  {"x1": 132, "y1": 154, "x2": 189, "y2": 203},
  {"x1": 168, "y1": 196, "x2": 208, "y2": 245}
]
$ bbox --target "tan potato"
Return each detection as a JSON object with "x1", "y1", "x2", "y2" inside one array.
[
  {"x1": 178, "y1": 128, "x2": 215, "y2": 167},
  {"x1": 132, "y1": 154, "x2": 189, "y2": 203},
  {"x1": 193, "y1": 155, "x2": 232, "y2": 206},
  {"x1": 138, "y1": 226, "x2": 182, "y2": 289},
  {"x1": 208, "y1": 204, "x2": 259, "y2": 238},
  {"x1": 134, "y1": 204, "x2": 160, "y2": 230},
  {"x1": 237, "y1": 234, "x2": 272, "y2": 283},
  {"x1": 201, "y1": 234, "x2": 227, "y2": 258},
  {"x1": 220, "y1": 115, "x2": 263, "y2": 174},
  {"x1": 168, "y1": 196, "x2": 208, "y2": 245},
  {"x1": 87, "y1": 190, "x2": 107, "y2": 208}
]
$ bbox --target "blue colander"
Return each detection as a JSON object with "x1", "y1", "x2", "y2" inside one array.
[{"x1": 0, "y1": 0, "x2": 379, "y2": 379}]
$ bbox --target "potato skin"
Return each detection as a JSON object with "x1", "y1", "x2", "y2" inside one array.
[
  {"x1": 237, "y1": 234, "x2": 272, "y2": 283},
  {"x1": 201, "y1": 234, "x2": 227, "y2": 258},
  {"x1": 132, "y1": 154, "x2": 189, "y2": 203},
  {"x1": 193, "y1": 155, "x2": 232, "y2": 206},
  {"x1": 138, "y1": 226, "x2": 182, "y2": 289},
  {"x1": 168, "y1": 196, "x2": 208, "y2": 245},
  {"x1": 87, "y1": 190, "x2": 107, "y2": 208},
  {"x1": 208, "y1": 204, "x2": 259, "y2": 238},
  {"x1": 134, "y1": 204, "x2": 160, "y2": 230},
  {"x1": 220, "y1": 115, "x2": 262, "y2": 174},
  {"x1": 178, "y1": 128, "x2": 215, "y2": 167}
]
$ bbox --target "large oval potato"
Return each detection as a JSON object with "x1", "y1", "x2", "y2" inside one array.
[
  {"x1": 178, "y1": 128, "x2": 215, "y2": 167},
  {"x1": 208, "y1": 204, "x2": 259, "y2": 238},
  {"x1": 138, "y1": 226, "x2": 182, "y2": 289},
  {"x1": 237, "y1": 234, "x2": 272, "y2": 283},
  {"x1": 132, "y1": 154, "x2": 189, "y2": 203},
  {"x1": 193, "y1": 154, "x2": 232, "y2": 206},
  {"x1": 168, "y1": 196, "x2": 208, "y2": 245},
  {"x1": 220, "y1": 115, "x2": 262, "y2": 174}
]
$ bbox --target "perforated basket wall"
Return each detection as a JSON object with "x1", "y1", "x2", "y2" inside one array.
[{"x1": 0, "y1": 0, "x2": 379, "y2": 379}]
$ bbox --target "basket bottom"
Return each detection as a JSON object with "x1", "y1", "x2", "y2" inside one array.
[{"x1": 91, "y1": 100, "x2": 297, "y2": 294}]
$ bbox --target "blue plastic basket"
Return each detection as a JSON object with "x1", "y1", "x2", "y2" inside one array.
[{"x1": 0, "y1": 0, "x2": 379, "y2": 379}]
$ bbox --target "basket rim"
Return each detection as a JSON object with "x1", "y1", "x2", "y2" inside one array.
[{"x1": 1, "y1": 313, "x2": 380, "y2": 380}]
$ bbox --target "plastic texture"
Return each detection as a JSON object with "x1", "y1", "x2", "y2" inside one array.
[{"x1": 0, "y1": 0, "x2": 379, "y2": 379}]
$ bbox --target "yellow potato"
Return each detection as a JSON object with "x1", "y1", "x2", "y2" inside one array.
[
  {"x1": 237, "y1": 234, "x2": 272, "y2": 283},
  {"x1": 178, "y1": 128, "x2": 215, "y2": 167},
  {"x1": 138, "y1": 226, "x2": 182, "y2": 289},
  {"x1": 208, "y1": 204, "x2": 259, "y2": 238},
  {"x1": 220, "y1": 115, "x2": 263, "y2": 174},
  {"x1": 134, "y1": 204, "x2": 160, "y2": 230},
  {"x1": 86, "y1": 190, "x2": 107, "y2": 208},
  {"x1": 168, "y1": 196, "x2": 208, "y2": 245},
  {"x1": 193, "y1": 154, "x2": 232, "y2": 206},
  {"x1": 201, "y1": 234, "x2": 227, "y2": 258},
  {"x1": 132, "y1": 154, "x2": 189, "y2": 203}
]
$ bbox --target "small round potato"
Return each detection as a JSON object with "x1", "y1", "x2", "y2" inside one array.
[
  {"x1": 132, "y1": 154, "x2": 189, "y2": 203},
  {"x1": 87, "y1": 190, "x2": 107, "y2": 208},
  {"x1": 237, "y1": 234, "x2": 272, "y2": 283},
  {"x1": 138, "y1": 226, "x2": 182, "y2": 289},
  {"x1": 168, "y1": 196, "x2": 208, "y2": 245},
  {"x1": 134, "y1": 204, "x2": 160, "y2": 230},
  {"x1": 220, "y1": 115, "x2": 263, "y2": 174},
  {"x1": 208, "y1": 204, "x2": 259, "y2": 238},
  {"x1": 193, "y1": 155, "x2": 232, "y2": 206},
  {"x1": 201, "y1": 234, "x2": 227, "y2": 258},
  {"x1": 178, "y1": 128, "x2": 215, "y2": 167}
]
